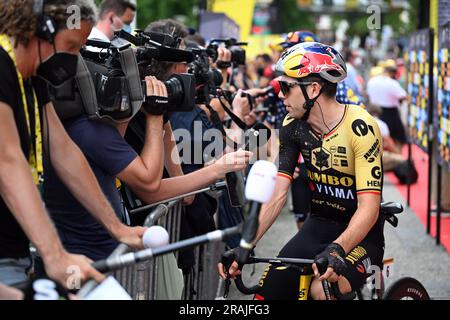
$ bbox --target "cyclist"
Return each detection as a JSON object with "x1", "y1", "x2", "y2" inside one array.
[
  {"x1": 218, "y1": 42, "x2": 384, "y2": 300},
  {"x1": 275, "y1": 31, "x2": 365, "y2": 230}
]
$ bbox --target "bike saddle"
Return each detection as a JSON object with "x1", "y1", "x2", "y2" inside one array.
[
  {"x1": 380, "y1": 202, "x2": 403, "y2": 228},
  {"x1": 380, "y1": 202, "x2": 403, "y2": 215}
]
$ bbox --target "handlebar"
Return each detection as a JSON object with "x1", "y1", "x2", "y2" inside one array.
[{"x1": 221, "y1": 251, "x2": 330, "y2": 297}]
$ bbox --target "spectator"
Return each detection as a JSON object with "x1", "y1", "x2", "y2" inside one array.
[
  {"x1": 367, "y1": 59, "x2": 407, "y2": 153},
  {"x1": 344, "y1": 50, "x2": 364, "y2": 98},
  {"x1": 89, "y1": 0, "x2": 136, "y2": 42}
]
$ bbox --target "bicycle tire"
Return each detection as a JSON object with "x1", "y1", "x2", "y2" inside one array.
[{"x1": 383, "y1": 277, "x2": 430, "y2": 300}]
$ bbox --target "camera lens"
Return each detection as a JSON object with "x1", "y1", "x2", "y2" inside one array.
[
  {"x1": 208, "y1": 68, "x2": 223, "y2": 87},
  {"x1": 165, "y1": 75, "x2": 184, "y2": 106}
]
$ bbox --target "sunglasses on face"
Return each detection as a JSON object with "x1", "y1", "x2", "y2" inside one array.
[{"x1": 278, "y1": 80, "x2": 313, "y2": 95}]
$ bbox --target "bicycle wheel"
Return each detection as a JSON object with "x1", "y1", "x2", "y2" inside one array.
[{"x1": 383, "y1": 277, "x2": 430, "y2": 300}]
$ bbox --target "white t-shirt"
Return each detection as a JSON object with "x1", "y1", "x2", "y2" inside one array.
[
  {"x1": 86, "y1": 27, "x2": 110, "y2": 52},
  {"x1": 376, "y1": 118, "x2": 390, "y2": 137},
  {"x1": 366, "y1": 75, "x2": 406, "y2": 108}
]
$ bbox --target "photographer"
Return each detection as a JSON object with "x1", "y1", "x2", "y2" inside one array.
[
  {"x1": 0, "y1": 0, "x2": 112, "y2": 287},
  {"x1": 40, "y1": 74, "x2": 166, "y2": 265},
  {"x1": 138, "y1": 19, "x2": 191, "y2": 184}
]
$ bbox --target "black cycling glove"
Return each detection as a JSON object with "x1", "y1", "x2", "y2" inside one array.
[{"x1": 314, "y1": 243, "x2": 347, "y2": 276}]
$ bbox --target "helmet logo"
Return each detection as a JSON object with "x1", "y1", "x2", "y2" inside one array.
[{"x1": 295, "y1": 47, "x2": 343, "y2": 77}]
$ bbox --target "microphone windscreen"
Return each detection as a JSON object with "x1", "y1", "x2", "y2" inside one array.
[
  {"x1": 143, "y1": 226, "x2": 170, "y2": 249},
  {"x1": 269, "y1": 76, "x2": 281, "y2": 95},
  {"x1": 245, "y1": 160, "x2": 277, "y2": 203}
]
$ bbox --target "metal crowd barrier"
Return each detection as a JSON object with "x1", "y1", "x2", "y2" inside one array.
[{"x1": 78, "y1": 182, "x2": 227, "y2": 300}]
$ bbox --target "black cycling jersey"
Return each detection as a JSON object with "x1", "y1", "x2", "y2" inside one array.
[
  {"x1": 254, "y1": 105, "x2": 386, "y2": 300},
  {"x1": 278, "y1": 104, "x2": 383, "y2": 223}
]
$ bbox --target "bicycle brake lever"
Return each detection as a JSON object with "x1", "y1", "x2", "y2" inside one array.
[{"x1": 223, "y1": 277, "x2": 231, "y2": 298}]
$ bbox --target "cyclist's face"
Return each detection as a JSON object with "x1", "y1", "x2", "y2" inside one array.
[
  {"x1": 278, "y1": 76, "x2": 323, "y2": 119},
  {"x1": 278, "y1": 76, "x2": 307, "y2": 119}
]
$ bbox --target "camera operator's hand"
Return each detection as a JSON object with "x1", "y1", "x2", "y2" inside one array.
[
  {"x1": 245, "y1": 87, "x2": 269, "y2": 105},
  {"x1": 113, "y1": 225, "x2": 148, "y2": 250},
  {"x1": 232, "y1": 89, "x2": 251, "y2": 119},
  {"x1": 215, "y1": 46, "x2": 232, "y2": 70},
  {"x1": 43, "y1": 250, "x2": 105, "y2": 288},
  {"x1": 142, "y1": 76, "x2": 169, "y2": 116},
  {"x1": 212, "y1": 150, "x2": 253, "y2": 179}
]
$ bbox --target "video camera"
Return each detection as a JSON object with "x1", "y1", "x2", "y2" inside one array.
[
  {"x1": 186, "y1": 43, "x2": 223, "y2": 105},
  {"x1": 206, "y1": 38, "x2": 247, "y2": 66},
  {"x1": 81, "y1": 32, "x2": 196, "y2": 117}
]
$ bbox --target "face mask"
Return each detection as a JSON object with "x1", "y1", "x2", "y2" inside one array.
[
  {"x1": 36, "y1": 42, "x2": 78, "y2": 87},
  {"x1": 257, "y1": 67, "x2": 265, "y2": 77},
  {"x1": 122, "y1": 24, "x2": 132, "y2": 34}
]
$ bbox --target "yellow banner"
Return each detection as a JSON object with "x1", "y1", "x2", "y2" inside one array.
[
  {"x1": 211, "y1": 0, "x2": 257, "y2": 42},
  {"x1": 246, "y1": 34, "x2": 283, "y2": 59}
]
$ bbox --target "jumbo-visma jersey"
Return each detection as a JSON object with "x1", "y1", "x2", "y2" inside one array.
[{"x1": 278, "y1": 105, "x2": 383, "y2": 223}]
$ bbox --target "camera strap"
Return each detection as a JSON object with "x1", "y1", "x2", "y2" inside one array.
[
  {"x1": 75, "y1": 54, "x2": 97, "y2": 116},
  {"x1": 0, "y1": 34, "x2": 43, "y2": 185},
  {"x1": 118, "y1": 48, "x2": 144, "y2": 120},
  {"x1": 217, "y1": 95, "x2": 248, "y2": 130},
  {"x1": 205, "y1": 103, "x2": 239, "y2": 150}
]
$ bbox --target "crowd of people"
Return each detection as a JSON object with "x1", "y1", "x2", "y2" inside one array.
[{"x1": 0, "y1": 0, "x2": 420, "y2": 300}]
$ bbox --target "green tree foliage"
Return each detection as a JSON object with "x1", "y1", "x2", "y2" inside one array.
[
  {"x1": 136, "y1": 0, "x2": 199, "y2": 29},
  {"x1": 276, "y1": 0, "x2": 315, "y2": 33}
]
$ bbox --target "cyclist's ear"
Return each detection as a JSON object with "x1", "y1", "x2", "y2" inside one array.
[{"x1": 309, "y1": 82, "x2": 322, "y2": 100}]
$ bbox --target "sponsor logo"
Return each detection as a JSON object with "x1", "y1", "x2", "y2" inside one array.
[
  {"x1": 298, "y1": 288, "x2": 307, "y2": 299},
  {"x1": 341, "y1": 160, "x2": 349, "y2": 167},
  {"x1": 283, "y1": 116, "x2": 295, "y2": 126},
  {"x1": 330, "y1": 146, "x2": 337, "y2": 153},
  {"x1": 338, "y1": 146, "x2": 346, "y2": 154},
  {"x1": 364, "y1": 139, "x2": 380, "y2": 163},
  {"x1": 345, "y1": 246, "x2": 368, "y2": 265},
  {"x1": 352, "y1": 119, "x2": 375, "y2": 137},
  {"x1": 371, "y1": 166, "x2": 382, "y2": 179},
  {"x1": 325, "y1": 133, "x2": 338, "y2": 142},
  {"x1": 367, "y1": 180, "x2": 381, "y2": 187},
  {"x1": 155, "y1": 99, "x2": 168, "y2": 104},
  {"x1": 258, "y1": 264, "x2": 272, "y2": 287},
  {"x1": 307, "y1": 170, "x2": 354, "y2": 187},
  {"x1": 312, "y1": 199, "x2": 346, "y2": 211},
  {"x1": 356, "y1": 258, "x2": 373, "y2": 275},
  {"x1": 312, "y1": 148, "x2": 331, "y2": 170},
  {"x1": 356, "y1": 264, "x2": 366, "y2": 274},
  {"x1": 297, "y1": 48, "x2": 344, "y2": 77},
  {"x1": 315, "y1": 183, "x2": 355, "y2": 200}
]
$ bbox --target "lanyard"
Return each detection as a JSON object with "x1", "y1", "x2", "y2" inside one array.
[{"x1": 0, "y1": 35, "x2": 43, "y2": 185}]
